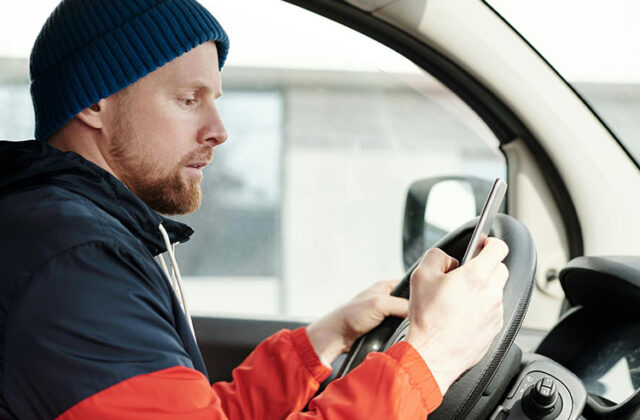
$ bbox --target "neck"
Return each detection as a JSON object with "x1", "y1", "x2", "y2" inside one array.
[{"x1": 49, "y1": 122, "x2": 120, "y2": 180}]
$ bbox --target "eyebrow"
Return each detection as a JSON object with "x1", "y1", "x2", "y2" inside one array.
[{"x1": 182, "y1": 80, "x2": 223, "y2": 99}]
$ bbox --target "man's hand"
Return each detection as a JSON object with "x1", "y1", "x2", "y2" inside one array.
[
  {"x1": 406, "y1": 237, "x2": 509, "y2": 395},
  {"x1": 306, "y1": 280, "x2": 409, "y2": 366}
]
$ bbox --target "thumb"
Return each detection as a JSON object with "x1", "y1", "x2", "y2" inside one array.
[{"x1": 421, "y1": 248, "x2": 459, "y2": 275}]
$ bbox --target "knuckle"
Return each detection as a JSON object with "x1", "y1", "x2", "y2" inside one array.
[
  {"x1": 499, "y1": 267, "x2": 509, "y2": 286},
  {"x1": 490, "y1": 237, "x2": 504, "y2": 246},
  {"x1": 497, "y1": 240, "x2": 509, "y2": 257},
  {"x1": 491, "y1": 299, "x2": 502, "y2": 314},
  {"x1": 411, "y1": 265, "x2": 430, "y2": 282},
  {"x1": 426, "y1": 248, "x2": 447, "y2": 260},
  {"x1": 410, "y1": 268, "x2": 423, "y2": 283},
  {"x1": 468, "y1": 265, "x2": 483, "y2": 282},
  {"x1": 499, "y1": 263, "x2": 509, "y2": 276},
  {"x1": 374, "y1": 279, "x2": 388, "y2": 289},
  {"x1": 489, "y1": 264, "x2": 508, "y2": 288},
  {"x1": 427, "y1": 247, "x2": 444, "y2": 256},
  {"x1": 372, "y1": 295, "x2": 386, "y2": 308},
  {"x1": 487, "y1": 284, "x2": 502, "y2": 305}
]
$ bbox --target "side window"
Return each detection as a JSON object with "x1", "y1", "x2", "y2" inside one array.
[
  {"x1": 176, "y1": 0, "x2": 506, "y2": 318},
  {"x1": 0, "y1": 0, "x2": 505, "y2": 319}
]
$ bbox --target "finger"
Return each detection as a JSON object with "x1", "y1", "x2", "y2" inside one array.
[
  {"x1": 448, "y1": 257, "x2": 460, "y2": 272},
  {"x1": 469, "y1": 238, "x2": 509, "y2": 278},
  {"x1": 377, "y1": 295, "x2": 410, "y2": 318},
  {"x1": 420, "y1": 248, "x2": 458, "y2": 275},
  {"x1": 481, "y1": 238, "x2": 509, "y2": 262},
  {"x1": 360, "y1": 280, "x2": 400, "y2": 299},
  {"x1": 491, "y1": 262, "x2": 509, "y2": 290},
  {"x1": 378, "y1": 278, "x2": 401, "y2": 294}
]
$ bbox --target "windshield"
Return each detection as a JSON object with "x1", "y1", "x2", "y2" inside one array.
[{"x1": 487, "y1": 0, "x2": 640, "y2": 166}]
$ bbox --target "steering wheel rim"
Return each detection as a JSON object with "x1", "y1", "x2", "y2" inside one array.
[{"x1": 336, "y1": 214, "x2": 536, "y2": 419}]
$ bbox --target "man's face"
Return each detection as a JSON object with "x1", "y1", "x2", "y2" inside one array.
[{"x1": 103, "y1": 41, "x2": 227, "y2": 215}]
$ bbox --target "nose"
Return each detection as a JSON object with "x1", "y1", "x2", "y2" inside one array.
[{"x1": 198, "y1": 102, "x2": 228, "y2": 148}]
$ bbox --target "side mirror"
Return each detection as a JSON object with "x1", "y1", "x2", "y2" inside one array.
[{"x1": 402, "y1": 176, "x2": 505, "y2": 270}]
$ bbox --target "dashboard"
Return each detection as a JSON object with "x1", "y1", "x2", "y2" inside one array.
[
  {"x1": 569, "y1": 322, "x2": 640, "y2": 406},
  {"x1": 506, "y1": 256, "x2": 640, "y2": 419}
]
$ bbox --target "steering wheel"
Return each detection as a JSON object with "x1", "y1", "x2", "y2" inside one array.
[{"x1": 336, "y1": 214, "x2": 536, "y2": 419}]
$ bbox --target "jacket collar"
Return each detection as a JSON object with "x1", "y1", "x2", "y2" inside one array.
[{"x1": 0, "y1": 140, "x2": 193, "y2": 255}]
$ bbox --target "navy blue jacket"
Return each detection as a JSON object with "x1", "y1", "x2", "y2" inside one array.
[
  {"x1": 0, "y1": 140, "x2": 206, "y2": 419},
  {"x1": 0, "y1": 141, "x2": 445, "y2": 420}
]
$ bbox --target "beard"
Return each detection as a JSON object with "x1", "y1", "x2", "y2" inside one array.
[{"x1": 109, "y1": 112, "x2": 210, "y2": 215}]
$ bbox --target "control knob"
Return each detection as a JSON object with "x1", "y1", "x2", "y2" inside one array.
[{"x1": 522, "y1": 377, "x2": 561, "y2": 419}]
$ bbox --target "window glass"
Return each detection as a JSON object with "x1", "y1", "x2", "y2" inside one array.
[
  {"x1": 177, "y1": 91, "x2": 284, "y2": 278},
  {"x1": 487, "y1": 0, "x2": 640, "y2": 166},
  {"x1": 0, "y1": 61, "x2": 33, "y2": 140},
  {"x1": 0, "y1": 0, "x2": 505, "y2": 319}
]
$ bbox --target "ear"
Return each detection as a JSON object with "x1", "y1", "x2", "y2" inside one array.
[{"x1": 76, "y1": 99, "x2": 107, "y2": 130}]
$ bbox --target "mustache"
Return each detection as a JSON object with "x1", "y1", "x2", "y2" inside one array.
[{"x1": 181, "y1": 147, "x2": 214, "y2": 165}]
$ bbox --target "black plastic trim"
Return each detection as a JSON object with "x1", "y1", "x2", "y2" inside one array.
[
  {"x1": 536, "y1": 308, "x2": 640, "y2": 418},
  {"x1": 284, "y1": 0, "x2": 583, "y2": 258},
  {"x1": 193, "y1": 316, "x2": 306, "y2": 382}
]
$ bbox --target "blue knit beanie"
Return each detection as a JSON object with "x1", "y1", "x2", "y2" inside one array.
[{"x1": 30, "y1": 0, "x2": 230, "y2": 141}]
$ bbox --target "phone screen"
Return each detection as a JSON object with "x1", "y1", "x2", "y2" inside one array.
[{"x1": 460, "y1": 178, "x2": 507, "y2": 265}]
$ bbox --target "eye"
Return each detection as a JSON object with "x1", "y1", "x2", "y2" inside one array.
[{"x1": 182, "y1": 98, "x2": 198, "y2": 106}]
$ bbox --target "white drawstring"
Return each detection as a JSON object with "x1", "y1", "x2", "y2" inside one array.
[
  {"x1": 156, "y1": 253, "x2": 177, "y2": 290},
  {"x1": 157, "y1": 245, "x2": 179, "y2": 291},
  {"x1": 158, "y1": 223, "x2": 196, "y2": 342},
  {"x1": 171, "y1": 243, "x2": 178, "y2": 290}
]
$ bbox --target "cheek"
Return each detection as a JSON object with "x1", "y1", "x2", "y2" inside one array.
[
  {"x1": 121, "y1": 95, "x2": 200, "y2": 167},
  {"x1": 134, "y1": 110, "x2": 191, "y2": 157}
]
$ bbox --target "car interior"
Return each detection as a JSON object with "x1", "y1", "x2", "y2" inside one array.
[
  {"x1": 3, "y1": 0, "x2": 640, "y2": 419},
  {"x1": 189, "y1": 1, "x2": 640, "y2": 419}
]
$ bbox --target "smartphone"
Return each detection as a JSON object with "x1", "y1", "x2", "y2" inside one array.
[{"x1": 460, "y1": 178, "x2": 507, "y2": 265}]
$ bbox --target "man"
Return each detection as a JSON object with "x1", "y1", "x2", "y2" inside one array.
[{"x1": 0, "y1": 0, "x2": 509, "y2": 418}]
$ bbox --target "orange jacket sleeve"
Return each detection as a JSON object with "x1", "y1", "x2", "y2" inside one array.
[{"x1": 57, "y1": 327, "x2": 442, "y2": 419}]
